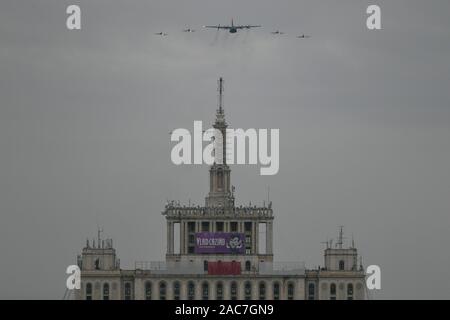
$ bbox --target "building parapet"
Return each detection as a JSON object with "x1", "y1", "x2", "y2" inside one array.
[
  {"x1": 134, "y1": 260, "x2": 305, "y2": 276},
  {"x1": 259, "y1": 261, "x2": 306, "y2": 275},
  {"x1": 162, "y1": 204, "x2": 273, "y2": 219},
  {"x1": 305, "y1": 269, "x2": 366, "y2": 278}
]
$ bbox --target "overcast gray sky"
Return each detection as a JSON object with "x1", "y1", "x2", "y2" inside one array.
[{"x1": 1, "y1": 0, "x2": 449, "y2": 299}]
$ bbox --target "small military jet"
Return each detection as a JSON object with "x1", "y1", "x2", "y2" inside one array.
[
  {"x1": 271, "y1": 30, "x2": 285, "y2": 35},
  {"x1": 203, "y1": 19, "x2": 261, "y2": 33},
  {"x1": 296, "y1": 34, "x2": 311, "y2": 39},
  {"x1": 154, "y1": 32, "x2": 168, "y2": 36},
  {"x1": 183, "y1": 28, "x2": 196, "y2": 33}
]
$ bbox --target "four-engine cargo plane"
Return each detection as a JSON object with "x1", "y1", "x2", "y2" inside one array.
[{"x1": 203, "y1": 19, "x2": 261, "y2": 33}]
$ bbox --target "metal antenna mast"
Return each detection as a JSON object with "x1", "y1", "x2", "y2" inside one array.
[
  {"x1": 337, "y1": 226, "x2": 345, "y2": 249},
  {"x1": 218, "y1": 77, "x2": 224, "y2": 114}
]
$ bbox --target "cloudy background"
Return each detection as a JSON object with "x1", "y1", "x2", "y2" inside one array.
[{"x1": 1, "y1": 0, "x2": 449, "y2": 299}]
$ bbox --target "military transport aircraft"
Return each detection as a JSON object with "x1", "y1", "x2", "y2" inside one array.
[
  {"x1": 154, "y1": 32, "x2": 168, "y2": 36},
  {"x1": 270, "y1": 30, "x2": 285, "y2": 35},
  {"x1": 203, "y1": 19, "x2": 261, "y2": 33},
  {"x1": 296, "y1": 34, "x2": 311, "y2": 38},
  {"x1": 183, "y1": 28, "x2": 196, "y2": 33}
]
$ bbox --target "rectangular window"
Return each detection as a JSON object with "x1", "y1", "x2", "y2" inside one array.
[
  {"x1": 230, "y1": 222, "x2": 238, "y2": 232},
  {"x1": 216, "y1": 284, "x2": 223, "y2": 300},
  {"x1": 201, "y1": 221, "x2": 210, "y2": 232},
  {"x1": 244, "y1": 222, "x2": 252, "y2": 232},
  {"x1": 124, "y1": 283, "x2": 132, "y2": 300},
  {"x1": 216, "y1": 221, "x2": 224, "y2": 232},
  {"x1": 273, "y1": 283, "x2": 280, "y2": 300},
  {"x1": 188, "y1": 222, "x2": 196, "y2": 232},
  {"x1": 245, "y1": 233, "x2": 252, "y2": 254},
  {"x1": 287, "y1": 284, "x2": 294, "y2": 300}
]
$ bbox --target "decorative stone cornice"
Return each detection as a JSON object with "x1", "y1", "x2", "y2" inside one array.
[{"x1": 162, "y1": 203, "x2": 273, "y2": 219}]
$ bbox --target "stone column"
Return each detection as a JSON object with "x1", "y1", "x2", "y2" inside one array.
[
  {"x1": 167, "y1": 222, "x2": 174, "y2": 254},
  {"x1": 180, "y1": 221, "x2": 185, "y2": 254},
  {"x1": 253, "y1": 222, "x2": 259, "y2": 254},
  {"x1": 266, "y1": 221, "x2": 273, "y2": 255},
  {"x1": 225, "y1": 280, "x2": 231, "y2": 300},
  {"x1": 181, "y1": 280, "x2": 187, "y2": 300},
  {"x1": 196, "y1": 280, "x2": 202, "y2": 300},
  {"x1": 252, "y1": 280, "x2": 258, "y2": 300},
  {"x1": 170, "y1": 222, "x2": 174, "y2": 254}
]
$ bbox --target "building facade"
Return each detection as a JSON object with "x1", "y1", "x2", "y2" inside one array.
[{"x1": 75, "y1": 78, "x2": 367, "y2": 300}]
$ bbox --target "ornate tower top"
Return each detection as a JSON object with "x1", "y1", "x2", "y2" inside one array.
[
  {"x1": 215, "y1": 77, "x2": 226, "y2": 125},
  {"x1": 205, "y1": 77, "x2": 234, "y2": 208}
]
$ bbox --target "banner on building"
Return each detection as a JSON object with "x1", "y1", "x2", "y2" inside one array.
[
  {"x1": 208, "y1": 261, "x2": 241, "y2": 275},
  {"x1": 194, "y1": 232, "x2": 245, "y2": 254}
]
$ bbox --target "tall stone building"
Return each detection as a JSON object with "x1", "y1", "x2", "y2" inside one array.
[{"x1": 75, "y1": 78, "x2": 367, "y2": 300}]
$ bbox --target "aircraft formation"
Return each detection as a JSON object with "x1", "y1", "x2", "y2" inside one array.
[{"x1": 154, "y1": 19, "x2": 311, "y2": 39}]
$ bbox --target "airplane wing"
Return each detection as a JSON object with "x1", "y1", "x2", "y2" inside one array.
[
  {"x1": 235, "y1": 25, "x2": 261, "y2": 29},
  {"x1": 203, "y1": 25, "x2": 231, "y2": 29}
]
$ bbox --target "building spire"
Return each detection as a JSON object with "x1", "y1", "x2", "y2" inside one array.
[
  {"x1": 215, "y1": 77, "x2": 226, "y2": 126},
  {"x1": 218, "y1": 77, "x2": 224, "y2": 115},
  {"x1": 213, "y1": 77, "x2": 228, "y2": 165},
  {"x1": 206, "y1": 77, "x2": 233, "y2": 209}
]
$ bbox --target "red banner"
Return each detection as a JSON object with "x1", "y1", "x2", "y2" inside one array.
[{"x1": 207, "y1": 261, "x2": 241, "y2": 275}]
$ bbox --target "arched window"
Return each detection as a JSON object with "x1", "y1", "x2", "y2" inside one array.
[
  {"x1": 347, "y1": 283, "x2": 354, "y2": 300},
  {"x1": 217, "y1": 171, "x2": 223, "y2": 190},
  {"x1": 273, "y1": 282, "x2": 280, "y2": 300},
  {"x1": 159, "y1": 282, "x2": 166, "y2": 300},
  {"x1": 145, "y1": 281, "x2": 152, "y2": 300},
  {"x1": 103, "y1": 283, "x2": 109, "y2": 300},
  {"x1": 124, "y1": 282, "x2": 132, "y2": 300},
  {"x1": 230, "y1": 282, "x2": 238, "y2": 300},
  {"x1": 202, "y1": 282, "x2": 209, "y2": 300},
  {"x1": 245, "y1": 261, "x2": 251, "y2": 272},
  {"x1": 188, "y1": 281, "x2": 195, "y2": 300},
  {"x1": 339, "y1": 260, "x2": 345, "y2": 271},
  {"x1": 86, "y1": 283, "x2": 92, "y2": 300},
  {"x1": 173, "y1": 282, "x2": 180, "y2": 300},
  {"x1": 216, "y1": 282, "x2": 223, "y2": 300},
  {"x1": 244, "y1": 281, "x2": 252, "y2": 300},
  {"x1": 308, "y1": 283, "x2": 315, "y2": 300},
  {"x1": 259, "y1": 282, "x2": 266, "y2": 300},
  {"x1": 330, "y1": 283, "x2": 337, "y2": 300},
  {"x1": 287, "y1": 282, "x2": 294, "y2": 300}
]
